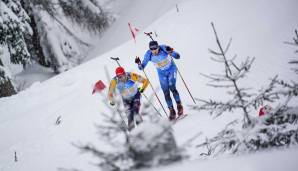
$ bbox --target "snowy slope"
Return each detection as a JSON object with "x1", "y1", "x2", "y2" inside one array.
[
  {"x1": 1, "y1": 0, "x2": 298, "y2": 170},
  {"x1": 150, "y1": 147, "x2": 298, "y2": 171}
]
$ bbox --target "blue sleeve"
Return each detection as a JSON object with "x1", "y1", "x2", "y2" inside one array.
[
  {"x1": 160, "y1": 45, "x2": 180, "y2": 59},
  {"x1": 139, "y1": 50, "x2": 151, "y2": 70},
  {"x1": 171, "y1": 51, "x2": 180, "y2": 59}
]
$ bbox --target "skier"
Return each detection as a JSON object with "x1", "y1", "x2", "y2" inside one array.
[
  {"x1": 108, "y1": 66, "x2": 149, "y2": 130},
  {"x1": 136, "y1": 40, "x2": 183, "y2": 121}
]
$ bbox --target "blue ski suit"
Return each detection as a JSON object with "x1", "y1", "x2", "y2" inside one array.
[{"x1": 138, "y1": 45, "x2": 181, "y2": 108}]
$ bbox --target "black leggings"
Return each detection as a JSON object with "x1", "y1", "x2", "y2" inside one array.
[{"x1": 123, "y1": 92, "x2": 141, "y2": 124}]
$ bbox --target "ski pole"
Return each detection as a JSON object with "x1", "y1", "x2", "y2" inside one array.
[
  {"x1": 142, "y1": 93, "x2": 163, "y2": 118},
  {"x1": 135, "y1": 56, "x2": 168, "y2": 117},
  {"x1": 110, "y1": 57, "x2": 121, "y2": 67},
  {"x1": 172, "y1": 59, "x2": 196, "y2": 104},
  {"x1": 144, "y1": 32, "x2": 154, "y2": 41}
]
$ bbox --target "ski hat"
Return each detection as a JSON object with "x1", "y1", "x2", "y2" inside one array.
[
  {"x1": 115, "y1": 67, "x2": 125, "y2": 76},
  {"x1": 149, "y1": 41, "x2": 158, "y2": 50}
]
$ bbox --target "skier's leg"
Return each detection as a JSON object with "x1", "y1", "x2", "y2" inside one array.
[
  {"x1": 158, "y1": 72, "x2": 176, "y2": 120},
  {"x1": 124, "y1": 100, "x2": 134, "y2": 130},
  {"x1": 169, "y1": 68, "x2": 183, "y2": 115},
  {"x1": 169, "y1": 68, "x2": 181, "y2": 104},
  {"x1": 132, "y1": 92, "x2": 142, "y2": 125},
  {"x1": 158, "y1": 72, "x2": 173, "y2": 108}
]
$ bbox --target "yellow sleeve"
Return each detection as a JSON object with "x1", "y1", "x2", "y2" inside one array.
[
  {"x1": 108, "y1": 79, "x2": 117, "y2": 101},
  {"x1": 131, "y1": 72, "x2": 149, "y2": 91}
]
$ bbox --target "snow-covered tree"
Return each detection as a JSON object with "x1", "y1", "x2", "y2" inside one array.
[
  {"x1": 196, "y1": 27, "x2": 298, "y2": 158},
  {"x1": 197, "y1": 106, "x2": 298, "y2": 156},
  {"x1": 277, "y1": 29, "x2": 298, "y2": 96},
  {"x1": 75, "y1": 95, "x2": 182, "y2": 171},
  {"x1": 0, "y1": 0, "x2": 31, "y2": 97},
  {"x1": 192, "y1": 23, "x2": 280, "y2": 126},
  {"x1": 1, "y1": 0, "x2": 113, "y2": 96},
  {"x1": 24, "y1": 0, "x2": 112, "y2": 73},
  {"x1": 59, "y1": 0, "x2": 110, "y2": 33},
  {"x1": 0, "y1": 56, "x2": 16, "y2": 97},
  {"x1": 0, "y1": 0, "x2": 31, "y2": 66},
  {"x1": 289, "y1": 29, "x2": 298, "y2": 74}
]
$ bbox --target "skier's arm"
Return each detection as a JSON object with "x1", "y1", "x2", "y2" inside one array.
[
  {"x1": 131, "y1": 73, "x2": 149, "y2": 92},
  {"x1": 108, "y1": 79, "x2": 117, "y2": 103},
  {"x1": 164, "y1": 45, "x2": 180, "y2": 59},
  {"x1": 170, "y1": 51, "x2": 180, "y2": 59},
  {"x1": 138, "y1": 50, "x2": 151, "y2": 70}
]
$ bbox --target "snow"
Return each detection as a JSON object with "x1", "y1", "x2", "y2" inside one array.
[
  {"x1": 14, "y1": 62, "x2": 55, "y2": 91},
  {"x1": 148, "y1": 147, "x2": 298, "y2": 171},
  {"x1": 1, "y1": 0, "x2": 298, "y2": 171}
]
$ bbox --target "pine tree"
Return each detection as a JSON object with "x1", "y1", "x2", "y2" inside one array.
[
  {"x1": 0, "y1": 0, "x2": 31, "y2": 66},
  {"x1": 21, "y1": 0, "x2": 48, "y2": 67},
  {"x1": 286, "y1": 29, "x2": 298, "y2": 74},
  {"x1": 0, "y1": 56, "x2": 16, "y2": 97},
  {"x1": 196, "y1": 27, "x2": 298, "y2": 158},
  {"x1": 26, "y1": 0, "x2": 112, "y2": 73},
  {"x1": 273, "y1": 30, "x2": 298, "y2": 100},
  {"x1": 192, "y1": 23, "x2": 280, "y2": 126},
  {"x1": 0, "y1": 0, "x2": 31, "y2": 97},
  {"x1": 75, "y1": 84, "x2": 181, "y2": 171},
  {"x1": 1, "y1": 0, "x2": 112, "y2": 96},
  {"x1": 58, "y1": 0, "x2": 109, "y2": 33}
]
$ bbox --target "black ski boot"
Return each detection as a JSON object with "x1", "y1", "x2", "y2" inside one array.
[
  {"x1": 177, "y1": 103, "x2": 184, "y2": 116},
  {"x1": 169, "y1": 107, "x2": 176, "y2": 121},
  {"x1": 127, "y1": 120, "x2": 135, "y2": 131}
]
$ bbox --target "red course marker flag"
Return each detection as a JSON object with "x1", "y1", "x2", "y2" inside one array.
[
  {"x1": 92, "y1": 80, "x2": 106, "y2": 94},
  {"x1": 128, "y1": 22, "x2": 139, "y2": 43}
]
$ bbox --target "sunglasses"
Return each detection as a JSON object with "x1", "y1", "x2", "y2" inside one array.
[
  {"x1": 150, "y1": 47, "x2": 158, "y2": 51},
  {"x1": 117, "y1": 74, "x2": 126, "y2": 79}
]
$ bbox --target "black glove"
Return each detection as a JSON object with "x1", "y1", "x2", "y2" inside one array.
[
  {"x1": 138, "y1": 87, "x2": 144, "y2": 93},
  {"x1": 135, "y1": 56, "x2": 141, "y2": 64},
  {"x1": 166, "y1": 46, "x2": 173, "y2": 52},
  {"x1": 109, "y1": 101, "x2": 115, "y2": 106}
]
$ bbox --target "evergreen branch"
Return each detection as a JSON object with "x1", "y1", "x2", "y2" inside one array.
[
  {"x1": 206, "y1": 83, "x2": 234, "y2": 88},
  {"x1": 224, "y1": 38, "x2": 232, "y2": 55},
  {"x1": 283, "y1": 41, "x2": 296, "y2": 46},
  {"x1": 294, "y1": 29, "x2": 298, "y2": 44},
  {"x1": 210, "y1": 56, "x2": 225, "y2": 63},
  {"x1": 192, "y1": 98, "x2": 240, "y2": 116},
  {"x1": 208, "y1": 48, "x2": 223, "y2": 56},
  {"x1": 246, "y1": 75, "x2": 280, "y2": 109},
  {"x1": 289, "y1": 60, "x2": 298, "y2": 64},
  {"x1": 200, "y1": 73, "x2": 227, "y2": 82},
  {"x1": 73, "y1": 143, "x2": 122, "y2": 171},
  {"x1": 211, "y1": 22, "x2": 233, "y2": 76}
]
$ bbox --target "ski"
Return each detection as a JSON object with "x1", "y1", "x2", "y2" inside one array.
[{"x1": 173, "y1": 114, "x2": 188, "y2": 123}]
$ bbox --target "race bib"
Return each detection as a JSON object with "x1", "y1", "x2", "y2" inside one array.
[
  {"x1": 118, "y1": 80, "x2": 138, "y2": 99},
  {"x1": 122, "y1": 87, "x2": 135, "y2": 96},
  {"x1": 154, "y1": 55, "x2": 172, "y2": 70}
]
